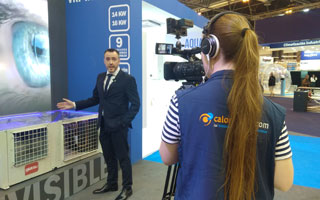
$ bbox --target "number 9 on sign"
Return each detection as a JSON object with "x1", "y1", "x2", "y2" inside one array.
[
  {"x1": 116, "y1": 37, "x2": 122, "y2": 48},
  {"x1": 109, "y1": 34, "x2": 130, "y2": 60}
]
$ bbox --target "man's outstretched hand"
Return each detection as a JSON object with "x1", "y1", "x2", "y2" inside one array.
[{"x1": 57, "y1": 98, "x2": 75, "y2": 110}]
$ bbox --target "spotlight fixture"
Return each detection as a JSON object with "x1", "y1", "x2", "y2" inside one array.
[
  {"x1": 285, "y1": 9, "x2": 293, "y2": 15},
  {"x1": 197, "y1": 9, "x2": 201, "y2": 16}
]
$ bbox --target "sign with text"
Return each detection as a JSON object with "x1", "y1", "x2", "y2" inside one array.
[
  {"x1": 262, "y1": 38, "x2": 320, "y2": 49},
  {"x1": 108, "y1": 4, "x2": 130, "y2": 32},
  {"x1": 109, "y1": 34, "x2": 130, "y2": 60},
  {"x1": 301, "y1": 51, "x2": 320, "y2": 60},
  {"x1": 180, "y1": 28, "x2": 203, "y2": 49},
  {"x1": 2, "y1": 155, "x2": 106, "y2": 200},
  {"x1": 120, "y1": 63, "x2": 130, "y2": 74},
  {"x1": 287, "y1": 63, "x2": 297, "y2": 71},
  {"x1": 25, "y1": 162, "x2": 39, "y2": 175},
  {"x1": 300, "y1": 60, "x2": 320, "y2": 71}
]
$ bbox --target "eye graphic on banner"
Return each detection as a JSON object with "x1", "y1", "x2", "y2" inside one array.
[
  {"x1": 0, "y1": 0, "x2": 51, "y2": 116},
  {"x1": 109, "y1": 34, "x2": 130, "y2": 60}
]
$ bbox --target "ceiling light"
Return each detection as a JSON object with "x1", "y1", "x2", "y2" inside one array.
[
  {"x1": 242, "y1": 0, "x2": 249, "y2": 3},
  {"x1": 285, "y1": 9, "x2": 293, "y2": 15},
  {"x1": 142, "y1": 20, "x2": 161, "y2": 28},
  {"x1": 303, "y1": 9, "x2": 310, "y2": 12}
]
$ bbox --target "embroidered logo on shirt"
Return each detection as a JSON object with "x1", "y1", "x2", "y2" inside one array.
[
  {"x1": 199, "y1": 113, "x2": 214, "y2": 126},
  {"x1": 199, "y1": 112, "x2": 230, "y2": 127},
  {"x1": 199, "y1": 112, "x2": 269, "y2": 133}
]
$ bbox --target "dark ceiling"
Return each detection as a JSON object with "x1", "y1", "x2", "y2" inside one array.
[{"x1": 178, "y1": 0, "x2": 320, "y2": 21}]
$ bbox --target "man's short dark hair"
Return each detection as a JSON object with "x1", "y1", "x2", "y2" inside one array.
[{"x1": 104, "y1": 48, "x2": 120, "y2": 56}]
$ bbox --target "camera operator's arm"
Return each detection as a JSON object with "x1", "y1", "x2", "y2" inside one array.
[
  {"x1": 160, "y1": 94, "x2": 180, "y2": 165},
  {"x1": 160, "y1": 142, "x2": 178, "y2": 165}
]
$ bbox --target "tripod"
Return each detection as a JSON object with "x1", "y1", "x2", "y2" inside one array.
[{"x1": 162, "y1": 163, "x2": 180, "y2": 200}]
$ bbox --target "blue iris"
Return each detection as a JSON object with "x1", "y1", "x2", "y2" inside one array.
[{"x1": 12, "y1": 21, "x2": 50, "y2": 88}]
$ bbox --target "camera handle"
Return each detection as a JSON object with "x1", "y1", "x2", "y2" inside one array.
[{"x1": 176, "y1": 40, "x2": 182, "y2": 50}]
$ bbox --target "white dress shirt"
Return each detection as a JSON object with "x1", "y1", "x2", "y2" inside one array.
[
  {"x1": 104, "y1": 67, "x2": 120, "y2": 91},
  {"x1": 73, "y1": 67, "x2": 121, "y2": 109}
]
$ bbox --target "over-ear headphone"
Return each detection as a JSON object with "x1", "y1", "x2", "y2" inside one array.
[{"x1": 201, "y1": 11, "x2": 244, "y2": 58}]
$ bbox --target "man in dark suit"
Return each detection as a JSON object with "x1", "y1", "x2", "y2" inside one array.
[{"x1": 57, "y1": 48, "x2": 140, "y2": 200}]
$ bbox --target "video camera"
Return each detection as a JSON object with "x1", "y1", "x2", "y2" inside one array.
[{"x1": 155, "y1": 18, "x2": 205, "y2": 86}]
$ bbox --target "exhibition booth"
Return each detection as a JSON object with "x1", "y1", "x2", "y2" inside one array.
[
  {"x1": 256, "y1": 9, "x2": 320, "y2": 96},
  {"x1": 0, "y1": 0, "x2": 319, "y2": 199},
  {"x1": 0, "y1": 0, "x2": 206, "y2": 199}
]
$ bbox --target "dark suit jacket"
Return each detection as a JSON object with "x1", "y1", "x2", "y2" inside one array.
[{"x1": 75, "y1": 70, "x2": 140, "y2": 131}]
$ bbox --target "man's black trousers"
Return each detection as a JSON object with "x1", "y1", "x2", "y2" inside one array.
[{"x1": 99, "y1": 121, "x2": 132, "y2": 189}]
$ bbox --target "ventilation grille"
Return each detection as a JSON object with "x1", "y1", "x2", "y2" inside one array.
[
  {"x1": 63, "y1": 118, "x2": 98, "y2": 160},
  {"x1": 13, "y1": 128, "x2": 48, "y2": 166}
]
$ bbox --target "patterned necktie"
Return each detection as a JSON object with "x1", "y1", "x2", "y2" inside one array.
[{"x1": 104, "y1": 74, "x2": 113, "y2": 93}]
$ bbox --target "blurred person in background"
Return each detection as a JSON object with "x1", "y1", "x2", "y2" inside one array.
[{"x1": 268, "y1": 72, "x2": 276, "y2": 97}]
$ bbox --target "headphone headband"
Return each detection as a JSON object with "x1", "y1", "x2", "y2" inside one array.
[
  {"x1": 208, "y1": 11, "x2": 241, "y2": 30},
  {"x1": 201, "y1": 11, "x2": 246, "y2": 58}
]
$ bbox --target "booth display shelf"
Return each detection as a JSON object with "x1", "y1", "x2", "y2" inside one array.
[{"x1": 0, "y1": 110, "x2": 101, "y2": 189}]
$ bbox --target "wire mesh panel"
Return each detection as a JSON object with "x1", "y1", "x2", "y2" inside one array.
[
  {"x1": 13, "y1": 128, "x2": 48, "y2": 166},
  {"x1": 63, "y1": 118, "x2": 98, "y2": 160}
]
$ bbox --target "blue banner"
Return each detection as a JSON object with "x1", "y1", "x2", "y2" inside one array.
[
  {"x1": 301, "y1": 51, "x2": 320, "y2": 60},
  {"x1": 65, "y1": 0, "x2": 142, "y2": 163},
  {"x1": 261, "y1": 38, "x2": 320, "y2": 48}
]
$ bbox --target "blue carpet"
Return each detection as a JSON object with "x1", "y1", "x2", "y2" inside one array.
[
  {"x1": 144, "y1": 150, "x2": 163, "y2": 163},
  {"x1": 144, "y1": 135, "x2": 320, "y2": 189},
  {"x1": 289, "y1": 135, "x2": 320, "y2": 189}
]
